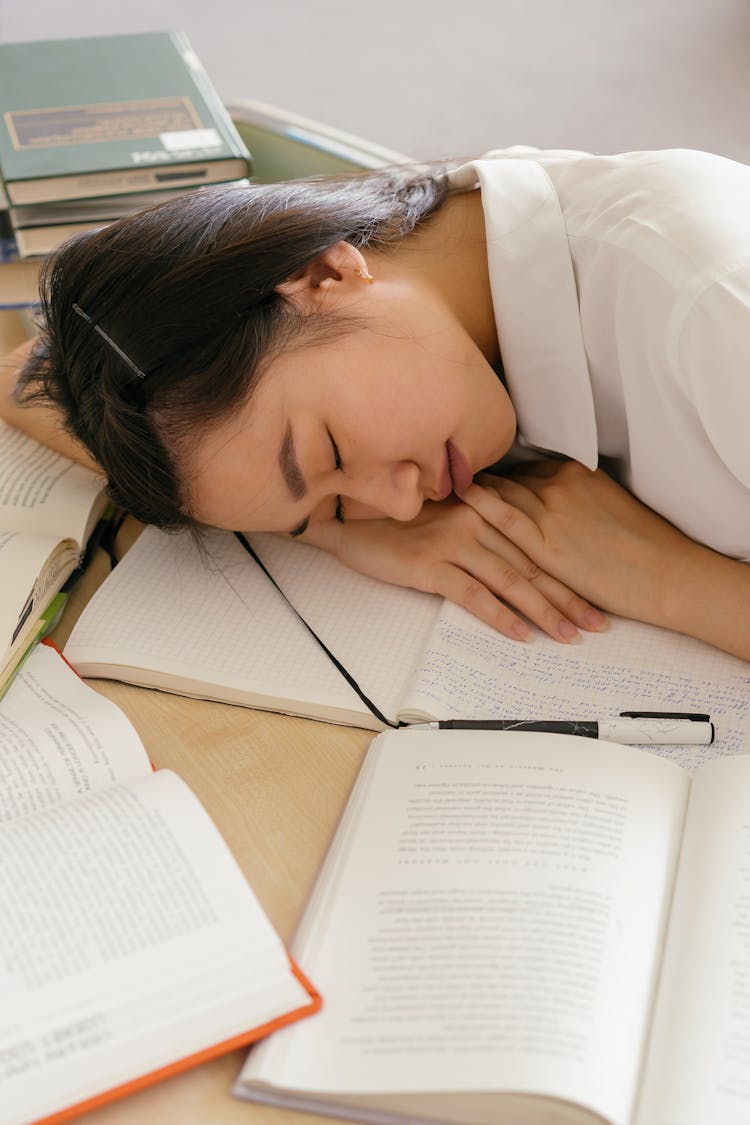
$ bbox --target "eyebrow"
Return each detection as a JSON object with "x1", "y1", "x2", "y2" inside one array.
[
  {"x1": 279, "y1": 423, "x2": 310, "y2": 537},
  {"x1": 280, "y1": 423, "x2": 307, "y2": 500}
]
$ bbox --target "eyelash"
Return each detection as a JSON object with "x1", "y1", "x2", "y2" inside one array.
[{"x1": 329, "y1": 430, "x2": 345, "y2": 524}]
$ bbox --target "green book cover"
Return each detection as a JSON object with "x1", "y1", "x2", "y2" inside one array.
[
  {"x1": 0, "y1": 31, "x2": 251, "y2": 202},
  {"x1": 0, "y1": 591, "x2": 68, "y2": 701}
]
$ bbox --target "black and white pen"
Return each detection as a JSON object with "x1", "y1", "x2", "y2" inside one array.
[{"x1": 408, "y1": 712, "x2": 714, "y2": 746}]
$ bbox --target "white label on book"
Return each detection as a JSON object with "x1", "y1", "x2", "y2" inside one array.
[{"x1": 160, "y1": 128, "x2": 222, "y2": 151}]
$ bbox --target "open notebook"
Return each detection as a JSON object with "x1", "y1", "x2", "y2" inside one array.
[{"x1": 63, "y1": 526, "x2": 750, "y2": 767}]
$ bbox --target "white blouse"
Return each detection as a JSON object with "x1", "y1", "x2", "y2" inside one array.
[{"x1": 448, "y1": 147, "x2": 750, "y2": 560}]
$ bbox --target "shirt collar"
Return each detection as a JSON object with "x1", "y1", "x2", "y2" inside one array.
[{"x1": 448, "y1": 156, "x2": 599, "y2": 469}]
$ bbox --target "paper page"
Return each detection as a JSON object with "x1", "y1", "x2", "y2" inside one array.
[
  {"x1": 636, "y1": 754, "x2": 750, "y2": 1125},
  {"x1": 0, "y1": 643, "x2": 152, "y2": 821},
  {"x1": 402, "y1": 602, "x2": 750, "y2": 767},
  {"x1": 242, "y1": 730, "x2": 689, "y2": 1125},
  {"x1": 65, "y1": 527, "x2": 441, "y2": 726},
  {"x1": 0, "y1": 530, "x2": 78, "y2": 666},
  {"x1": 0, "y1": 419, "x2": 106, "y2": 545},
  {"x1": 0, "y1": 769, "x2": 311, "y2": 1125}
]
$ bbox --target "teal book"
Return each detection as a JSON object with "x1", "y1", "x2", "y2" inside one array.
[{"x1": 0, "y1": 31, "x2": 251, "y2": 204}]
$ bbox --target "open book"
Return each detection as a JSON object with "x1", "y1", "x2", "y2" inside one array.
[
  {"x1": 0, "y1": 643, "x2": 320, "y2": 1125},
  {"x1": 236, "y1": 727, "x2": 750, "y2": 1125},
  {"x1": 0, "y1": 419, "x2": 108, "y2": 693},
  {"x1": 65, "y1": 526, "x2": 750, "y2": 767}
]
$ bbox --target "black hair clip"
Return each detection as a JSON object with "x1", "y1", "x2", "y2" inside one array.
[
  {"x1": 72, "y1": 302, "x2": 147, "y2": 384},
  {"x1": 72, "y1": 302, "x2": 148, "y2": 407}
]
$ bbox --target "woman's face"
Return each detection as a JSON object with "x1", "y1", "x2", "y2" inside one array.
[{"x1": 188, "y1": 268, "x2": 517, "y2": 534}]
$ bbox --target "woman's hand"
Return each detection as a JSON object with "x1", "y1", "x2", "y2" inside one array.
[
  {"x1": 300, "y1": 494, "x2": 608, "y2": 645},
  {"x1": 458, "y1": 461, "x2": 750, "y2": 661},
  {"x1": 459, "y1": 461, "x2": 694, "y2": 625}
]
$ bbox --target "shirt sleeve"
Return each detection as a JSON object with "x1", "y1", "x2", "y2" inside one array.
[{"x1": 676, "y1": 264, "x2": 750, "y2": 491}]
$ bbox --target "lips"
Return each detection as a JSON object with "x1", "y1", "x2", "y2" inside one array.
[
  {"x1": 446, "y1": 441, "x2": 473, "y2": 494},
  {"x1": 435, "y1": 447, "x2": 453, "y2": 501}
]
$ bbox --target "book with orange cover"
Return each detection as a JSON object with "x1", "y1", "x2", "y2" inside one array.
[{"x1": 0, "y1": 644, "x2": 320, "y2": 1125}]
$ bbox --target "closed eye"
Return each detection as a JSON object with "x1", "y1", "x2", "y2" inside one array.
[{"x1": 328, "y1": 429, "x2": 345, "y2": 524}]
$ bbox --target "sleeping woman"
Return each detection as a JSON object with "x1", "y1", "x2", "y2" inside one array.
[{"x1": 1, "y1": 146, "x2": 748, "y2": 660}]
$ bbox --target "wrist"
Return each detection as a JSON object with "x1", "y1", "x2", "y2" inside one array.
[
  {"x1": 655, "y1": 538, "x2": 709, "y2": 632},
  {"x1": 657, "y1": 538, "x2": 750, "y2": 659}
]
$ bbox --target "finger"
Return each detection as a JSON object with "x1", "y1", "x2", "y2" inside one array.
[
  {"x1": 454, "y1": 490, "x2": 608, "y2": 635},
  {"x1": 431, "y1": 544, "x2": 580, "y2": 643},
  {"x1": 513, "y1": 565, "x2": 608, "y2": 633},
  {"x1": 459, "y1": 480, "x2": 545, "y2": 553},
  {"x1": 428, "y1": 561, "x2": 535, "y2": 642},
  {"x1": 479, "y1": 474, "x2": 547, "y2": 516},
  {"x1": 469, "y1": 518, "x2": 606, "y2": 630},
  {"x1": 448, "y1": 535, "x2": 607, "y2": 642},
  {"x1": 471, "y1": 474, "x2": 540, "y2": 507}
]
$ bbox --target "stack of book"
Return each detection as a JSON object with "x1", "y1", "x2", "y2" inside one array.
[{"x1": 0, "y1": 30, "x2": 251, "y2": 303}]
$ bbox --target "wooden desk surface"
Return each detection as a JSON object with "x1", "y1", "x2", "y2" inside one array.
[{"x1": 49, "y1": 526, "x2": 373, "y2": 1125}]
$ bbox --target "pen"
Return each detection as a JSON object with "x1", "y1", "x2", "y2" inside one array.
[{"x1": 408, "y1": 715, "x2": 715, "y2": 746}]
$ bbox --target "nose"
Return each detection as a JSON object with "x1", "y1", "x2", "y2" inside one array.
[{"x1": 343, "y1": 460, "x2": 423, "y2": 522}]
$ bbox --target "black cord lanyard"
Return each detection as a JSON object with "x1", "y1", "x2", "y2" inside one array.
[{"x1": 234, "y1": 533, "x2": 398, "y2": 729}]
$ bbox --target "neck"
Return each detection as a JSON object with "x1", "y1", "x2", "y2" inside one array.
[{"x1": 371, "y1": 188, "x2": 500, "y2": 365}]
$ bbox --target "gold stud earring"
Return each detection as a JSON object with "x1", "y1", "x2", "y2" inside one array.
[{"x1": 354, "y1": 268, "x2": 375, "y2": 283}]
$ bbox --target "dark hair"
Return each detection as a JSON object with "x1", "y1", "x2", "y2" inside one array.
[{"x1": 16, "y1": 167, "x2": 450, "y2": 529}]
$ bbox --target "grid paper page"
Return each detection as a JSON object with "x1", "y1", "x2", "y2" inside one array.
[
  {"x1": 65, "y1": 527, "x2": 441, "y2": 725},
  {"x1": 248, "y1": 531, "x2": 441, "y2": 708},
  {"x1": 405, "y1": 601, "x2": 750, "y2": 768}
]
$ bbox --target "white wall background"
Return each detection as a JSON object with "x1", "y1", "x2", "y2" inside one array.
[{"x1": 1, "y1": 0, "x2": 749, "y2": 162}]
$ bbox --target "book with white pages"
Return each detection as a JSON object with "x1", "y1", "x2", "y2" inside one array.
[
  {"x1": 234, "y1": 726, "x2": 750, "y2": 1125},
  {"x1": 63, "y1": 524, "x2": 750, "y2": 767},
  {"x1": 0, "y1": 643, "x2": 320, "y2": 1125}
]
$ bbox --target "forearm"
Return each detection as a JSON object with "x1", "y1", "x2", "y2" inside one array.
[
  {"x1": 662, "y1": 541, "x2": 750, "y2": 662},
  {"x1": 0, "y1": 337, "x2": 99, "y2": 470}
]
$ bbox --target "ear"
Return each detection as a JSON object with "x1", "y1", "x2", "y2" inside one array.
[{"x1": 276, "y1": 241, "x2": 371, "y2": 308}]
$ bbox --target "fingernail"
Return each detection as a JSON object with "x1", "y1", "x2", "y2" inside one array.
[
  {"x1": 584, "y1": 609, "x2": 608, "y2": 630},
  {"x1": 512, "y1": 621, "x2": 531, "y2": 641},
  {"x1": 558, "y1": 620, "x2": 581, "y2": 643}
]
